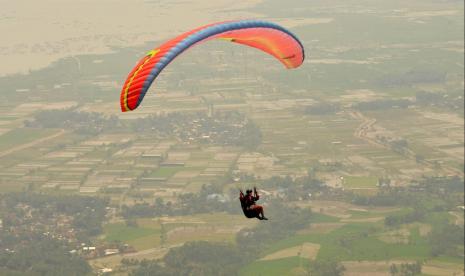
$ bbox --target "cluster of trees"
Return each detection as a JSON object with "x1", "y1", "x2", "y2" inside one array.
[
  {"x1": 429, "y1": 224, "x2": 464, "y2": 257},
  {"x1": 124, "y1": 171, "x2": 341, "y2": 220},
  {"x1": 236, "y1": 202, "x2": 313, "y2": 258},
  {"x1": 308, "y1": 259, "x2": 346, "y2": 276},
  {"x1": 389, "y1": 261, "x2": 423, "y2": 276},
  {"x1": 129, "y1": 241, "x2": 347, "y2": 276},
  {"x1": 132, "y1": 111, "x2": 262, "y2": 150},
  {"x1": 262, "y1": 175, "x2": 329, "y2": 200},
  {"x1": 0, "y1": 56, "x2": 83, "y2": 106},
  {"x1": 129, "y1": 241, "x2": 244, "y2": 276},
  {"x1": 348, "y1": 177, "x2": 464, "y2": 258},
  {"x1": 25, "y1": 109, "x2": 120, "y2": 135},
  {"x1": 1, "y1": 193, "x2": 108, "y2": 241},
  {"x1": 377, "y1": 69, "x2": 446, "y2": 87},
  {"x1": 121, "y1": 184, "x2": 239, "y2": 219},
  {"x1": 389, "y1": 261, "x2": 422, "y2": 276},
  {"x1": 384, "y1": 209, "x2": 425, "y2": 227},
  {"x1": 416, "y1": 91, "x2": 464, "y2": 112},
  {"x1": 26, "y1": 108, "x2": 263, "y2": 149},
  {"x1": 354, "y1": 99, "x2": 411, "y2": 111},
  {"x1": 388, "y1": 139, "x2": 409, "y2": 154},
  {"x1": 126, "y1": 203, "x2": 316, "y2": 275},
  {"x1": 421, "y1": 176, "x2": 464, "y2": 193},
  {"x1": 351, "y1": 176, "x2": 463, "y2": 208},
  {"x1": 0, "y1": 193, "x2": 108, "y2": 275},
  {"x1": 0, "y1": 237, "x2": 91, "y2": 276}
]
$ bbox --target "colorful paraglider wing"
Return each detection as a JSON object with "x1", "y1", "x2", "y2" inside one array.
[{"x1": 120, "y1": 20, "x2": 304, "y2": 112}]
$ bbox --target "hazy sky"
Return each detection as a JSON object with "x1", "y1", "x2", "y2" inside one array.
[{"x1": 0, "y1": 0, "x2": 261, "y2": 76}]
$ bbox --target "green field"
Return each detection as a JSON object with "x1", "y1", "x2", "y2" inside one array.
[
  {"x1": 263, "y1": 223, "x2": 431, "y2": 262},
  {"x1": 148, "y1": 166, "x2": 184, "y2": 178},
  {"x1": 240, "y1": 257, "x2": 307, "y2": 276},
  {"x1": 104, "y1": 221, "x2": 161, "y2": 250},
  {"x1": 102, "y1": 214, "x2": 255, "y2": 250},
  {"x1": 347, "y1": 208, "x2": 404, "y2": 219},
  {"x1": 241, "y1": 222, "x2": 435, "y2": 276},
  {"x1": 310, "y1": 213, "x2": 341, "y2": 223}
]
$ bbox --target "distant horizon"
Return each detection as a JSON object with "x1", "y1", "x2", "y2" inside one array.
[{"x1": 0, "y1": 0, "x2": 262, "y2": 76}]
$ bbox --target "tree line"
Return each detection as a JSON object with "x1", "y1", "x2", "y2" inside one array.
[
  {"x1": 0, "y1": 193, "x2": 108, "y2": 275},
  {"x1": 124, "y1": 202, "x2": 325, "y2": 276},
  {"x1": 26, "y1": 109, "x2": 262, "y2": 149}
]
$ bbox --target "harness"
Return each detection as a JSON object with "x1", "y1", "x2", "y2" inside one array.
[{"x1": 240, "y1": 195, "x2": 257, "y2": 218}]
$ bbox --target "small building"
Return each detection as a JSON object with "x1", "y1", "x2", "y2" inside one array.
[
  {"x1": 98, "y1": 268, "x2": 113, "y2": 274},
  {"x1": 206, "y1": 193, "x2": 229, "y2": 203},
  {"x1": 104, "y1": 248, "x2": 119, "y2": 256}
]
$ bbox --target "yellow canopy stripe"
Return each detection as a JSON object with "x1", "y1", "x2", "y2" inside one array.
[{"x1": 123, "y1": 49, "x2": 160, "y2": 111}]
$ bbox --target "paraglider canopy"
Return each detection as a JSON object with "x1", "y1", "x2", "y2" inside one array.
[{"x1": 120, "y1": 19, "x2": 305, "y2": 112}]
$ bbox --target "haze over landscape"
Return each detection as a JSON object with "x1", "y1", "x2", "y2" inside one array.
[{"x1": 0, "y1": 0, "x2": 463, "y2": 275}]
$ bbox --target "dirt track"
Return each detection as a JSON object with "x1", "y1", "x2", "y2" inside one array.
[
  {"x1": 0, "y1": 129, "x2": 66, "y2": 159},
  {"x1": 349, "y1": 110, "x2": 463, "y2": 177}
]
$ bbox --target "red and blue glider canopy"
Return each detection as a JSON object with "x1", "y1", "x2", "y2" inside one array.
[{"x1": 120, "y1": 19, "x2": 305, "y2": 112}]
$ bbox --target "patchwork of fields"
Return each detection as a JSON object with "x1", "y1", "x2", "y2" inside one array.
[{"x1": 0, "y1": 0, "x2": 463, "y2": 274}]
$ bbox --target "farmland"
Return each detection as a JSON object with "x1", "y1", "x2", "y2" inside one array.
[{"x1": 0, "y1": 0, "x2": 463, "y2": 275}]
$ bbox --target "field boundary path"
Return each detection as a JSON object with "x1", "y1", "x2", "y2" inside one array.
[
  {"x1": 0, "y1": 129, "x2": 66, "y2": 158},
  {"x1": 349, "y1": 110, "x2": 462, "y2": 177}
]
